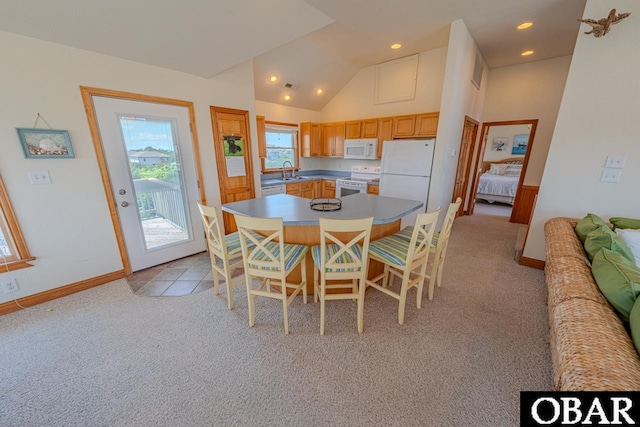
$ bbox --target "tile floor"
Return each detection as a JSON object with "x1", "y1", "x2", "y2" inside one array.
[{"x1": 125, "y1": 251, "x2": 216, "y2": 297}]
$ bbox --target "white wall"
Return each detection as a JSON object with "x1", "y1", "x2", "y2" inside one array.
[
  {"x1": 0, "y1": 30, "x2": 258, "y2": 303},
  {"x1": 524, "y1": 0, "x2": 640, "y2": 261},
  {"x1": 321, "y1": 47, "x2": 448, "y2": 122},
  {"x1": 482, "y1": 56, "x2": 572, "y2": 185},
  {"x1": 430, "y1": 20, "x2": 487, "y2": 218}
]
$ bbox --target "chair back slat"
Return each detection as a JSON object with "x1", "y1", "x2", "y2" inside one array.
[
  {"x1": 319, "y1": 217, "x2": 373, "y2": 277},
  {"x1": 197, "y1": 203, "x2": 227, "y2": 258},
  {"x1": 406, "y1": 209, "x2": 440, "y2": 266},
  {"x1": 235, "y1": 215, "x2": 285, "y2": 274}
]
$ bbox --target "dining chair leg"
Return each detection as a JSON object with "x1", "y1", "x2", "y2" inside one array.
[
  {"x1": 212, "y1": 263, "x2": 220, "y2": 296},
  {"x1": 320, "y1": 277, "x2": 326, "y2": 335},
  {"x1": 247, "y1": 275, "x2": 256, "y2": 327},
  {"x1": 428, "y1": 259, "x2": 439, "y2": 301},
  {"x1": 301, "y1": 260, "x2": 308, "y2": 304},
  {"x1": 313, "y1": 265, "x2": 319, "y2": 304},
  {"x1": 398, "y1": 272, "x2": 411, "y2": 325},
  {"x1": 381, "y1": 265, "x2": 390, "y2": 288},
  {"x1": 416, "y1": 261, "x2": 429, "y2": 309},
  {"x1": 436, "y1": 259, "x2": 445, "y2": 288},
  {"x1": 282, "y1": 290, "x2": 289, "y2": 335},
  {"x1": 357, "y1": 278, "x2": 365, "y2": 333}
]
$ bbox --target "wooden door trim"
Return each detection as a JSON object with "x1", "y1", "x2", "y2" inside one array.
[
  {"x1": 454, "y1": 115, "x2": 479, "y2": 215},
  {"x1": 80, "y1": 86, "x2": 206, "y2": 276},
  {"x1": 467, "y1": 119, "x2": 538, "y2": 219}
]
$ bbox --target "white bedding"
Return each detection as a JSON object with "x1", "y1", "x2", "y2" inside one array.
[{"x1": 477, "y1": 172, "x2": 519, "y2": 198}]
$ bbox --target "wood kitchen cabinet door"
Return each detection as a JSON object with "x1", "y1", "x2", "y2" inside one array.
[
  {"x1": 256, "y1": 115, "x2": 266, "y2": 158},
  {"x1": 362, "y1": 119, "x2": 378, "y2": 138},
  {"x1": 415, "y1": 113, "x2": 439, "y2": 137},
  {"x1": 301, "y1": 181, "x2": 314, "y2": 199},
  {"x1": 345, "y1": 121, "x2": 362, "y2": 139},
  {"x1": 286, "y1": 182, "x2": 302, "y2": 197},
  {"x1": 333, "y1": 122, "x2": 345, "y2": 157},
  {"x1": 321, "y1": 123, "x2": 334, "y2": 156},
  {"x1": 300, "y1": 122, "x2": 321, "y2": 157},
  {"x1": 210, "y1": 106, "x2": 255, "y2": 233},
  {"x1": 377, "y1": 117, "x2": 393, "y2": 158},
  {"x1": 314, "y1": 179, "x2": 322, "y2": 198},
  {"x1": 323, "y1": 180, "x2": 336, "y2": 198},
  {"x1": 392, "y1": 115, "x2": 416, "y2": 138}
]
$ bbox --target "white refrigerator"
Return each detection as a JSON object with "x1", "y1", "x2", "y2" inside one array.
[{"x1": 380, "y1": 139, "x2": 435, "y2": 228}]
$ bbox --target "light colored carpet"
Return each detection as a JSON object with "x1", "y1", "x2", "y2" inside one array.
[{"x1": 0, "y1": 210, "x2": 550, "y2": 426}]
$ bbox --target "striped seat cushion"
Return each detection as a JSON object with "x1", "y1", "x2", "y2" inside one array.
[
  {"x1": 225, "y1": 230, "x2": 263, "y2": 256},
  {"x1": 311, "y1": 244, "x2": 364, "y2": 273},
  {"x1": 246, "y1": 241, "x2": 307, "y2": 272},
  {"x1": 368, "y1": 235, "x2": 412, "y2": 267},
  {"x1": 394, "y1": 226, "x2": 440, "y2": 247}
]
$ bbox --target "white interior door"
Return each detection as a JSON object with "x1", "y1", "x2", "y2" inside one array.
[{"x1": 92, "y1": 96, "x2": 205, "y2": 272}]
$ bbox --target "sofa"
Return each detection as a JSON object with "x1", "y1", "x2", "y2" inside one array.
[{"x1": 544, "y1": 217, "x2": 640, "y2": 390}]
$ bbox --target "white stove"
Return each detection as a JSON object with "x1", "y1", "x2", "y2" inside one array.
[{"x1": 335, "y1": 166, "x2": 381, "y2": 197}]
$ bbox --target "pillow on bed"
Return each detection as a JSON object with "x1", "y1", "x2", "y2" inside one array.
[
  {"x1": 616, "y1": 228, "x2": 640, "y2": 267},
  {"x1": 488, "y1": 164, "x2": 507, "y2": 175},
  {"x1": 505, "y1": 169, "x2": 521, "y2": 177}
]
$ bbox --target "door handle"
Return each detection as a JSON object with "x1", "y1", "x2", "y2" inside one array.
[{"x1": 121, "y1": 201, "x2": 129, "y2": 207}]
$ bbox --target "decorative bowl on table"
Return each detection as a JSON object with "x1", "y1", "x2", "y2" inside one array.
[{"x1": 309, "y1": 198, "x2": 342, "y2": 211}]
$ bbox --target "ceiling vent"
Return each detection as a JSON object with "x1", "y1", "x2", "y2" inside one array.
[
  {"x1": 283, "y1": 83, "x2": 300, "y2": 91},
  {"x1": 471, "y1": 52, "x2": 483, "y2": 89}
]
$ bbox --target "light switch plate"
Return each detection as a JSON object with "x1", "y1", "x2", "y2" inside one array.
[
  {"x1": 28, "y1": 171, "x2": 51, "y2": 185},
  {"x1": 605, "y1": 156, "x2": 627, "y2": 168},
  {"x1": 600, "y1": 169, "x2": 622, "y2": 183}
]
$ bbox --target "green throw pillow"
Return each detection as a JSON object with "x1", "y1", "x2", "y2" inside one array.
[
  {"x1": 592, "y1": 248, "x2": 640, "y2": 322},
  {"x1": 575, "y1": 213, "x2": 608, "y2": 243},
  {"x1": 583, "y1": 225, "x2": 635, "y2": 263},
  {"x1": 629, "y1": 298, "x2": 640, "y2": 354},
  {"x1": 610, "y1": 217, "x2": 640, "y2": 230}
]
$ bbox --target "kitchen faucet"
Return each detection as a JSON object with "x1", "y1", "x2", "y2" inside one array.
[{"x1": 282, "y1": 161, "x2": 295, "y2": 179}]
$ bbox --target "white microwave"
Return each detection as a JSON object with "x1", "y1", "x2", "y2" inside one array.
[{"x1": 343, "y1": 138, "x2": 378, "y2": 160}]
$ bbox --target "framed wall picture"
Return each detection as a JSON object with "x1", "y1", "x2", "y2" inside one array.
[
  {"x1": 17, "y1": 128, "x2": 75, "y2": 158},
  {"x1": 512, "y1": 134, "x2": 529, "y2": 155},
  {"x1": 491, "y1": 137, "x2": 509, "y2": 152}
]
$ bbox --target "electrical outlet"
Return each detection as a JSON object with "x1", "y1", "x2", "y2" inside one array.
[
  {"x1": 2, "y1": 278, "x2": 19, "y2": 293},
  {"x1": 28, "y1": 171, "x2": 52, "y2": 185},
  {"x1": 600, "y1": 169, "x2": 622, "y2": 183}
]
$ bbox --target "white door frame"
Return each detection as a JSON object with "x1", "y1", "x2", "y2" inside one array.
[{"x1": 80, "y1": 86, "x2": 206, "y2": 275}]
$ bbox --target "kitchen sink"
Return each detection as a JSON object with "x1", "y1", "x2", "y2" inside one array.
[{"x1": 281, "y1": 176, "x2": 307, "y2": 181}]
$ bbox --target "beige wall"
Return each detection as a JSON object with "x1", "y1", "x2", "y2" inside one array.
[
  {"x1": 524, "y1": 0, "x2": 640, "y2": 261},
  {"x1": 0, "y1": 30, "x2": 258, "y2": 303},
  {"x1": 431, "y1": 20, "x2": 487, "y2": 219},
  {"x1": 320, "y1": 47, "x2": 448, "y2": 122},
  {"x1": 482, "y1": 55, "x2": 572, "y2": 186}
]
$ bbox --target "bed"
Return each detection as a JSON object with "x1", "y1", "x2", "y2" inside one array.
[{"x1": 475, "y1": 158, "x2": 523, "y2": 205}]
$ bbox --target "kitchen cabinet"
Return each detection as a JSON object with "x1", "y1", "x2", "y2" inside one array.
[
  {"x1": 362, "y1": 119, "x2": 378, "y2": 138},
  {"x1": 415, "y1": 113, "x2": 439, "y2": 137},
  {"x1": 367, "y1": 184, "x2": 379, "y2": 195},
  {"x1": 392, "y1": 115, "x2": 417, "y2": 138},
  {"x1": 345, "y1": 119, "x2": 377, "y2": 139},
  {"x1": 377, "y1": 117, "x2": 393, "y2": 158},
  {"x1": 321, "y1": 122, "x2": 345, "y2": 157},
  {"x1": 323, "y1": 180, "x2": 336, "y2": 198},
  {"x1": 345, "y1": 121, "x2": 362, "y2": 139},
  {"x1": 301, "y1": 181, "x2": 314, "y2": 199},
  {"x1": 300, "y1": 122, "x2": 321, "y2": 157},
  {"x1": 314, "y1": 180, "x2": 322, "y2": 198},
  {"x1": 286, "y1": 182, "x2": 302, "y2": 197}
]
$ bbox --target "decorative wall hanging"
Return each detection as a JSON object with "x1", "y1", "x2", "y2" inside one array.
[
  {"x1": 578, "y1": 9, "x2": 630, "y2": 38},
  {"x1": 16, "y1": 114, "x2": 75, "y2": 158}
]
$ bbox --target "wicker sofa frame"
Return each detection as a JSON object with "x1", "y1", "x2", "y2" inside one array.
[{"x1": 544, "y1": 217, "x2": 640, "y2": 390}]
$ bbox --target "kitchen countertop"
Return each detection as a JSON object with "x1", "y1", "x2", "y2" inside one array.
[{"x1": 222, "y1": 193, "x2": 421, "y2": 226}]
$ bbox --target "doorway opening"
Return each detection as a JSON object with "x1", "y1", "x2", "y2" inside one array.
[{"x1": 467, "y1": 119, "x2": 538, "y2": 224}]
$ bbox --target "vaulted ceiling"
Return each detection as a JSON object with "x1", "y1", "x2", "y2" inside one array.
[{"x1": 0, "y1": 0, "x2": 586, "y2": 111}]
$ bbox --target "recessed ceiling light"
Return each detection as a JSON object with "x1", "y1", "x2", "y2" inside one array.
[
  {"x1": 521, "y1": 50, "x2": 534, "y2": 56},
  {"x1": 316, "y1": 88, "x2": 323, "y2": 95},
  {"x1": 517, "y1": 22, "x2": 533, "y2": 30},
  {"x1": 283, "y1": 94, "x2": 291, "y2": 101},
  {"x1": 268, "y1": 74, "x2": 278, "y2": 82},
  {"x1": 390, "y1": 43, "x2": 402, "y2": 50}
]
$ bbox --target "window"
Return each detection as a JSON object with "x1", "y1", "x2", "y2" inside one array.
[
  {"x1": 263, "y1": 123, "x2": 298, "y2": 171},
  {"x1": 0, "y1": 175, "x2": 34, "y2": 272}
]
